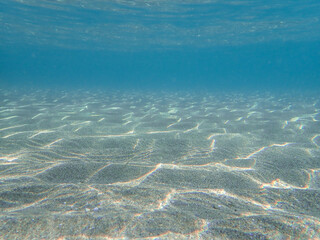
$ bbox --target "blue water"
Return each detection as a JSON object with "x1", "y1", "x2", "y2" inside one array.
[
  {"x1": 1, "y1": 41, "x2": 320, "y2": 91},
  {"x1": 1, "y1": 0, "x2": 320, "y2": 91},
  {"x1": 1, "y1": 1, "x2": 320, "y2": 239}
]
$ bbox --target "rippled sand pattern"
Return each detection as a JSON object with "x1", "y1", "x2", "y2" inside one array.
[{"x1": 1, "y1": 89, "x2": 320, "y2": 239}]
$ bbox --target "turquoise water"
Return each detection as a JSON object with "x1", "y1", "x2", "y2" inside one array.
[{"x1": 1, "y1": 1, "x2": 320, "y2": 239}]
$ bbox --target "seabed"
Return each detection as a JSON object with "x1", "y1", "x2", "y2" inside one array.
[{"x1": 0, "y1": 89, "x2": 320, "y2": 239}]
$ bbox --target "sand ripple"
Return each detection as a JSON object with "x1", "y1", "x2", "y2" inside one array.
[{"x1": 0, "y1": 89, "x2": 320, "y2": 239}]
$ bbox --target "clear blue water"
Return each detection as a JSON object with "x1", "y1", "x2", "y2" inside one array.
[
  {"x1": 1, "y1": 0, "x2": 320, "y2": 91},
  {"x1": 1, "y1": 1, "x2": 320, "y2": 239}
]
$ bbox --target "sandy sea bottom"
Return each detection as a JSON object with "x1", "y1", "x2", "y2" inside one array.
[{"x1": 0, "y1": 88, "x2": 320, "y2": 239}]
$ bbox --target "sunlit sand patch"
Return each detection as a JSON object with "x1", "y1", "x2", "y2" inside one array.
[
  {"x1": 28, "y1": 130, "x2": 55, "y2": 139},
  {"x1": 168, "y1": 108, "x2": 178, "y2": 114},
  {"x1": 89, "y1": 163, "x2": 163, "y2": 187},
  {"x1": 0, "y1": 124, "x2": 26, "y2": 132},
  {"x1": 2, "y1": 194, "x2": 50, "y2": 213},
  {"x1": 70, "y1": 120, "x2": 91, "y2": 126},
  {"x1": 269, "y1": 142, "x2": 292, "y2": 147},
  {"x1": 311, "y1": 134, "x2": 320, "y2": 147},
  {"x1": 308, "y1": 168, "x2": 320, "y2": 189},
  {"x1": 87, "y1": 131, "x2": 135, "y2": 138},
  {"x1": 247, "y1": 111, "x2": 260, "y2": 118},
  {"x1": 183, "y1": 122, "x2": 201, "y2": 133},
  {"x1": 0, "y1": 109, "x2": 11, "y2": 113},
  {"x1": 79, "y1": 106, "x2": 88, "y2": 112},
  {"x1": 209, "y1": 139, "x2": 215, "y2": 152},
  {"x1": 156, "y1": 188, "x2": 176, "y2": 210},
  {"x1": 133, "y1": 138, "x2": 140, "y2": 150},
  {"x1": 2, "y1": 131, "x2": 26, "y2": 138},
  {"x1": 146, "y1": 130, "x2": 178, "y2": 134},
  {"x1": 155, "y1": 187, "x2": 276, "y2": 215},
  {"x1": 0, "y1": 154, "x2": 20, "y2": 162},
  {"x1": 43, "y1": 138, "x2": 63, "y2": 148},
  {"x1": 123, "y1": 120, "x2": 132, "y2": 125},
  {"x1": 167, "y1": 117, "x2": 181, "y2": 128},
  {"x1": 219, "y1": 158, "x2": 256, "y2": 171},
  {"x1": 123, "y1": 112, "x2": 134, "y2": 118},
  {"x1": 214, "y1": 162, "x2": 255, "y2": 172},
  {"x1": 108, "y1": 107, "x2": 121, "y2": 110},
  {"x1": 31, "y1": 113, "x2": 44, "y2": 119},
  {"x1": 282, "y1": 120, "x2": 288, "y2": 129},
  {"x1": 236, "y1": 142, "x2": 292, "y2": 160},
  {"x1": 235, "y1": 116, "x2": 243, "y2": 121},
  {"x1": 0, "y1": 115, "x2": 18, "y2": 120},
  {"x1": 206, "y1": 132, "x2": 229, "y2": 139},
  {"x1": 74, "y1": 126, "x2": 82, "y2": 132},
  {"x1": 260, "y1": 178, "x2": 309, "y2": 189}
]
